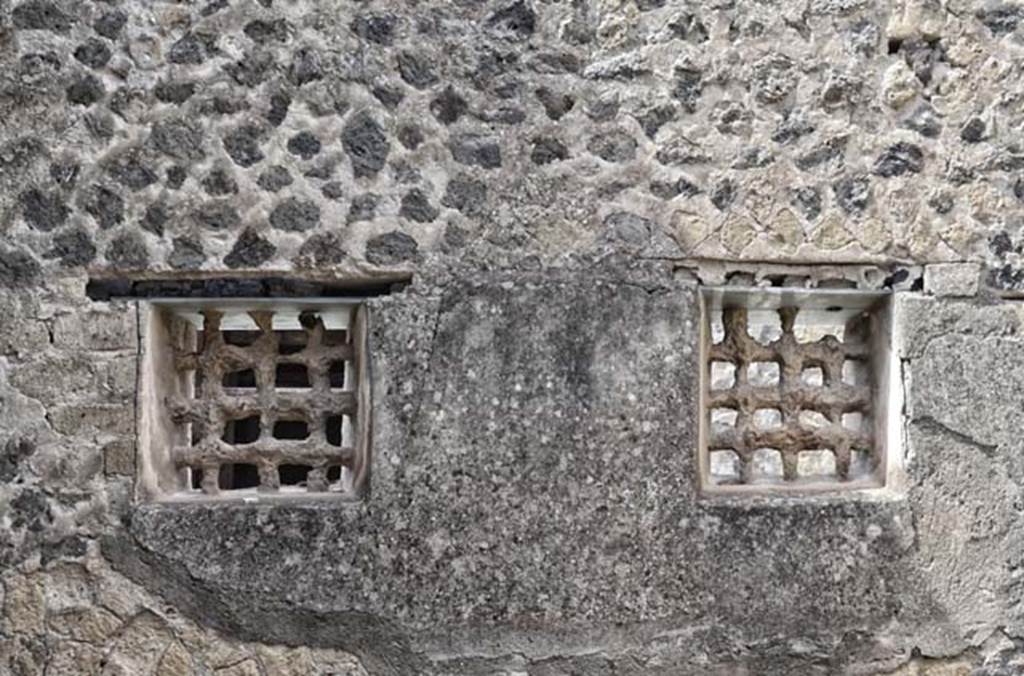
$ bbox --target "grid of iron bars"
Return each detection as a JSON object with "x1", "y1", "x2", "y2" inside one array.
[
  {"x1": 168, "y1": 307, "x2": 369, "y2": 497},
  {"x1": 705, "y1": 305, "x2": 875, "y2": 487}
]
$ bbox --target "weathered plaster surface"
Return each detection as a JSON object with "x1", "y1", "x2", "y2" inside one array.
[{"x1": 4, "y1": 0, "x2": 1024, "y2": 672}]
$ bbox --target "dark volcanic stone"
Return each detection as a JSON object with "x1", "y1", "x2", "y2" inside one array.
[
  {"x1": 351, "y1": 14, "x2": 397, "y2": 45},
  {"x1": 107, "y1": 154, "x2": 159, "y2": 190},
  {"x1": 928, "y1": 192, "x2": 954, "y2": 215},
  {"x1": 84, "y1": 185, "x2": 124, "y2": 229},
  {"x1": 108, "y1": 87, "x2": 146, "y2": 120},
  {"x1": 297, "y1": 232, "x2": 347, "y2": 266},
  {"x1": 257, "y1": 166, "x2": 293, "y2": 192},
  {"x1": 605, "y1": 210, "x2": 653, "y2": 244},
  {"x1": 141, "y1": 202, "x2": 170, "y2": 235},
  {"x1": 902, "y1": 103, "x2": 942, "y2": 138},
  {"x1": 10, "y1": 489, "x2": 50, "y2": 531},
  {"x1": 365, "y1": 231, "x2": 418, "y2": 264},
  {"x1": 536, "y1": 87, "x2": 576, "y2": 121},
  {"x1": 397, "y1": 51, "x2": 438, "y2": 89},
  {"x1": 49, "y1": 161, "x2": 79, "y2": 188},
  {"x1": 287, "y1": 131, "x2": 322, "y2": 159},
  {"x1": 710, "y1": 178, "x2": 737, "y2": 210},
  {"x1": 672, "y1": 67, "x2": 703, "y2": 113},
  {"x1": 267, "y1": 91, "x2": 291, "y2": 127},
  {"x1": 348, "y1": 193, "x2": 379, "y2": 222},
  {"x1": 430, "y1": 86, "x2": 468, "y2": 125},
  {"x1": 201, "y1": 0, "x2": 229, "y2": 16},
  {"x1": 1, "y1": 438, "x2": 35, "y2": 482},
  {"x1": 151, "y1": 119, "x2": 205, "y2": 160},
  {"x1": 269, "y1": 197, "x2": 320, "y2": 231},
  {"x1": 74, "y1": 39, "x2": 112, "y2": 69},
  {"x1": 105, "y1": 231, "x2": 149, "y2": 269},
  {"x1": 649, "y1": 177, "x2": 701, "y2": 200},
  {"x1": 772, "y1": 114, "x2": 816, "y2": 144},
  {"x1": 833, "y1": 175, "x2": 871, "y2": 213},
  {"x1": 792, "y1": 186, "x2": 822, "y2": 220},
  {"x1": 166, "y1": 166, "x2": 187, "y2": 189},
  {"x1": 637, "y1": 104, "x2": 675, "y2": 139},
  {"x1": 531, "y1": 137, "x2": 569, "y2": 164},
  {"x1": 244, "y1": 19, "x2": 290, "y2": 43},
  {"x1": 990, "y1": 232, "x2": 1014, "y2": 257},
  {"x1": 372, "y1": 85, "x2": 405, "y2": 110},
  {"x1": 751, "y1": 54, "x2": 797, "y2": 104},
  {"x1": 900, "y1": 39, "x2": 943, "y2": 86},
  {"x1": 321, "y1": 182, "x2": 344, "y2": 200},
  {"x1": 442, "y1": 175, "x2": 487, "y2": 215},
  {"x1": 587, "y1": 131, "x2": 637, "y2": 162},
  {"x1": 288, "y1": 48, "x2": 323, "y2": 86},
  {"x1": 168, "y1": 33, "x2": 207, "y2": 65},
  {"x1": 154, "y1": 81, "x2": 196, "y2": 104},
  {"x1": 0, "y1": 138, "x2": 44, "y2": 172},
  {"x1": 960, "y1": 118, "x2": 985, "y2": 143},
  {"x1": 85, "y1": 112, "x2": 115, "y2": 141},
  {"x1": 398, "y1": 125, "x2": 424, "y2": 150},
  {"x1": 202, "y1": 168, "x2": 238, "y2": 195},
  {"x1": 341, "y1": 112, "x2": 390, "y2": 178},
  {"x1": 223, "y1": 126, "x2": 265, "y2": 167},
  {"x1": 67, "y1": 74, "x2": 105, "y2": 106},
  {"x1": 487, "y1": 1, "x2": 537, "y2": 40},
  {"x1": 224, "y1": 228, "x2": 276, "y2": 268},
  {"x1": 93, "y1": 10, "x2": 127, "y2": 39},
  {"x1": 206, "y1": 96, "x2": 253, "y2": 117},
  {"x1": 168, "y1": 236, "x2": 205, "y2": 270},
  {"x1": 304, "y1": 159, "x2": 335, "y2": 180},
  {"x1": 12, "y1": 0, "x2": 72, "y2": 32},
  {"x1": 975, "y1": 5, "x2": 1024, "y2": 35},
  {"x1": 225, "y1": 52, "x2": 275, "y2": 87},
  {"x1": 795, "y1": 138, "x2": 846, "y2": 170},
  {"x1": 400, "y1": 189, "x2": 439, "y2": 223},
  {"x1": 0, "y1": 247, "x2": 41, "y2": 286},
  {"x1": 873, "y1": 142, "x2": 924, "y2": 177},
  {"x1": 47, "y1": 228, "x2": 96, "y2": 267},
  {"x1": 669, "y1": 12, "x2": 709, "y2": 42},
  {"x1": 449, "y1": 134, "x2": 502, "y2": 169},
  {"x1": 194, "y1": 202, "x2": 241, "y2": 230},
  {"x1": 20, "y1": 189, "x2": 69, "y2": 232}
]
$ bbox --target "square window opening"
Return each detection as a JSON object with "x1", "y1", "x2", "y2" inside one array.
[
  {"x1": 222, "y1": 415, "x2": 261, "y2": 444},
  {"x1": 699, "y1": 286, "x2": 894, "y2": 495},
  {"x1": 279, "y1": 464, "x2": 312, "y2": 486},
  {"x1": 223, "y1": 368, "x2": 258, "y2": 389},
  {"x1": 219, "y1": 463, "x2": 261, "y2": 490},
  {"x1": 276, "y1": 363, "x2": 311, "y2": 389},
  {"x1": 137, "y1": 299, "x2": 372, "y2": 502},
  {"x1": 273, "y1": 419, "x2": 310, "y2": 440},
  {"x1": 277, "y1": 330, "x2": 309, "y2": 355}
]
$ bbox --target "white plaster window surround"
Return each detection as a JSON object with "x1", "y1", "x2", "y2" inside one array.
[
  {"x1": 699, "y1": 286, "x2": 900, "y2": 495},
  {"x1": 137, "y1": 298, "x2": 371, "y2": 502}
]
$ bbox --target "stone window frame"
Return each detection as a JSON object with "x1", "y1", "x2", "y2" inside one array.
[
  {"x1": 136, "y1": 298, "x2": 371, "y2": 502},
  {"x1": 698, "y1": 286, "x2": 898, "y2": 495}
]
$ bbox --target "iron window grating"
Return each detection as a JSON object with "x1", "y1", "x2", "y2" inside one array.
[
  {"x1": 698, "y1": 286, "x2": 893, "y2": 494},
  {"x1": 137, "y1": 298, "x2": 371, "y2": 502}
]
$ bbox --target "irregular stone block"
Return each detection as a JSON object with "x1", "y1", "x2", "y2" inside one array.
[
  {"x1": 924, "y1": 263, "x2": 980, "y2": 297},
  {"x1": 53, "y1": 309, "x2": 136, "y2": 352}
]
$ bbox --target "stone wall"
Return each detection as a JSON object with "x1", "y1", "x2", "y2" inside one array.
[{"x1": 4, "y1": 0, "x2": 1024, "y2": 673}]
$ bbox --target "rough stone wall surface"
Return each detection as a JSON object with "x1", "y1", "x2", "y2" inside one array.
[{"x1": 3, "y1": 0, "x2": 1024, "y2": 673}]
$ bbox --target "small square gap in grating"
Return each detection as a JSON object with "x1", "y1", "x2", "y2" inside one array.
[
  {"x1": 699, "y1": 286, "x2": 893, "y2": 495},
  {"x1": 138, "y1": 299, "x2": 372, "y2": 502}
]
